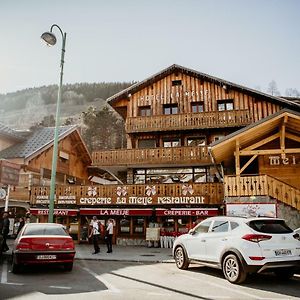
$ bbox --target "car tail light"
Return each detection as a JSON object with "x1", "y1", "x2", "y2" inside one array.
[
  {"x1": 63, "y1": 239, "x2": 74, "y2": 250},
  {"x1": 16, "y1": 238, "x2": 31, "y2": 250},
  {"x1": 242, "y1": 234, "x2": 272, "y2": 243}
]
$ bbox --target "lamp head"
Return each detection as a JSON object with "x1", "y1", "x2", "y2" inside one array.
[{"x1": 41, "y1": 31, "x2": 57, "y2": 46}]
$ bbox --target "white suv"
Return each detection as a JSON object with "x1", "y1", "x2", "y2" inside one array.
[{"x1": 173, "y1": 216, "x2": 300, "y2": 284}]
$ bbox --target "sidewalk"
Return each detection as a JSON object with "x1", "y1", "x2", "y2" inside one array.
[{"x1": 3, "y1": 239, "x2": 174, "y2": 263}]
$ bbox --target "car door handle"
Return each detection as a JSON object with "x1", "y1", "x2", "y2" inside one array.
[
  {"x1": 222, "y1": 238, "x2": 228, "y2": 241},
  {"x1": 201, "y1": 239, "x2": 206, "y2": 242}
]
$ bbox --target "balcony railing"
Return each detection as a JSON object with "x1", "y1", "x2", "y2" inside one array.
[
  {"x1": 125, "y1": 110, "x2": 252, "y2": 133},
  {"x1": 92, "y1": 146, "x2": 211, "y2": 166},
  {"x1": 225, "y1": 175, "x2": 300, "y2": 210},
  {"x1": 30, "y1": 182, "x2": 224, "y2": 205}
]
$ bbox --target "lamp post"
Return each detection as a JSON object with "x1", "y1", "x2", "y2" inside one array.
[{"x1": 41, "y1": 24, "x2": 67, "y2": 223}]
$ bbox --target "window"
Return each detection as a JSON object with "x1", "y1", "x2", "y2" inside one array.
[
  {"x1": 163, "y1": 104, "x2": 178, "y2": 115},
  {"x1": 139, "y1": 106, "x2": 151, "y2": 116},
  {"x1": 187, "y1": 137, "x2": 206, "y2": 147},
  {"x1": 119, "y1": 218, "x2": 130, "y2": 234},
  {"x1": 163, "y1": 138, "x2": 180, "y2": 148},
  {"x1": 133, "y1": 218, "x2": 145, "y2": 234},
  {"x1": 212, "y1": 220, "x2": 229, "y2": 233},
  {"x1": 23, "y1": 225, "x2": 68, "y2": 236},
  {"x1": 247, "y1": 220, "x2": 293, "y2": 234},
  {"x1": 191, "y1": 102, "x2": 204, "y2": 113},
  {"x1": 172, "y1": 80, "x2": 182, "y2": 86},
  {"x1": 194, "y1": 220, "x2": 212, "y2": 233},
  {"x1": 138, "y1": 139, "x2": 156, "y2": 149},
  {"x1": 230, "y1": 222, "x2": 239, "y2": 230},
  {"x1": 217, "y1": 100, "x2": 234, "y2": 111}
]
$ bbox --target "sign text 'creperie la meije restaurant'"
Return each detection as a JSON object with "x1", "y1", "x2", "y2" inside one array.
[{"x1": 32, "y1": 185, "x2": 213, "y2": 206}]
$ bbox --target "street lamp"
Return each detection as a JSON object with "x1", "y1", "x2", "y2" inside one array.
[{"x1": 41, "y1": 24, "x2": 67, "y2": 223}]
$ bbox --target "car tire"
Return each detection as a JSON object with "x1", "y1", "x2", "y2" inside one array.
[
  {"x1": 274, "y1": 269, "x2": 294, "y2": 280},
  {"x1": 222, "y1": 254, "x2": 247, "y2": 284},
  {"x1": 64, "y1": 262, "x2": 73, "y2": 272},
  {"x1": 12, "y1": 254, "x2": 21, "y2": 274},
  {"x1": 174, "y1": 246, "x2": 189, "y2": 270}
]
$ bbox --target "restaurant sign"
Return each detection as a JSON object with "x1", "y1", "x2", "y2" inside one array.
[
  {"x1": 34, "y1": 195, "x2": 76, "y2": 205},
  {"x1": 30, "y1": 208, "x2": 78, "y2": 216}
]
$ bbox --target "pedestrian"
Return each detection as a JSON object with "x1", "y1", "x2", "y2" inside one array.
[
  {"x1": 106, "y1": 218, "x2": 114, "y2": 253},
  {"x1": 16, "y1": 217, "x2": 25, "y2": 236},
  {"x1": 89, "y1": 216, "x2": 101, "y2": 254},
  {"x1": 1, "y1": 212, "x2": 10, "y2": 252}
]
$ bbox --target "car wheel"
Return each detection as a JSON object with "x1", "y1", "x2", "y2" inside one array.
[
  {"x1": 174, "y1": 246, "x2": 189, "y2": 270},
  {"x1": 222, "y1": 254, "x2": 247, "y2": 284},
  {"x1": 274, "y1": 269, "x2": 294, "y2": 280},
  {"x1": 12, "y1": 254, "x2": 21, "y2": 274},
  {"x1": 64, "y1": 262, "x2": 73, "y2": 272}
]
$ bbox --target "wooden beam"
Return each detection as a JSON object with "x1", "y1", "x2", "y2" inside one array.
[
  {"x1": 234, "y1": 140, "x2": 240, "y2": 176},
  {"x1": 242, "y1": 133, "x2": 280, "y2": 151},
  {"x1": 285, "y1": 132, "x2": 300, "y2": 143},
  {"x1": 240, "y1": 148, "x2": 300, "y2": 156},
  {"x1": 280, "y1": 115, "x2": 288, "y2": 158},
  {"x1": 240, "y1": 155, "x2": 258, "y2": 174}
]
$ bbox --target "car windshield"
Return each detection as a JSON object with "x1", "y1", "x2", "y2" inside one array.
[
  {"x1": 247, "y1": 219, "x2": 293, "y2": 234},
  {"x1": 23, "y1": 225, "x2": 68, "y2": 236}
]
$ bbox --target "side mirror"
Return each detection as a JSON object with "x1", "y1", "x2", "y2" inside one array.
[{"x1": 189, "y1": 229, "x2": 195, "y2": 235}]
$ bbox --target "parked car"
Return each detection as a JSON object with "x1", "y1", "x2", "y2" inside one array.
[
  {"x1": 173, "y1": 216, "x2": 300, "y2": 284},
  {"x1": 12, "y1": 223, "x2": 75, "y2": 273}
]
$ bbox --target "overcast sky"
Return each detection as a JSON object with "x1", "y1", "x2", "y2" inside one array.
[{"x1": 0, "y1": 0, "x2": 299, "y2": 95}]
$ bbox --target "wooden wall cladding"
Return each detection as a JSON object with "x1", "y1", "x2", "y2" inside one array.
[{"x1": 125, "y1": 73, "x2": 281, "y2": 122}]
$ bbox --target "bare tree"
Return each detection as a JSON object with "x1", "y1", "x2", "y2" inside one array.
[
  {"x1": 285, "y1": 88, "x2": 300, "y2": 97},
  {"x1": 267, "y1": 80, "x2": 280, "y2": 96}
]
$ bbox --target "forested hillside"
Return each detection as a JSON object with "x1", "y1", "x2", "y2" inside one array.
[{"x1": 0, "y1": 82, "x2": 132, "y2": 130}]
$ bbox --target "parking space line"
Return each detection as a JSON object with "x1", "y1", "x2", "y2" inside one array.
[
  {"x1": 179, "y1": 273, "x2": 263, "y2": 300},
  {"x1": 49, "y1": 285, "x2": 72, "y2": 289},
  {"x1": 1, "y1": 260, "x2": 8, "y2": 284},
  {"x1": 81, "y1": 266, "x2": 120, "y2": 293}
]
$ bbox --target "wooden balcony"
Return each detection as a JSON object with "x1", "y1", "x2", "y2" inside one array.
[
  {"x1": 225, "y1": 175, "x2": 300, "y2": 210},
  {"x1": 30, "y1": 182, "x2": 224, "y2": 205},
  {"x1": 92, "y1": 146, "x2": 211, "y2": 167},
  {"x1": 125, "y1": 110, "x2": 252, "y2": 133}
]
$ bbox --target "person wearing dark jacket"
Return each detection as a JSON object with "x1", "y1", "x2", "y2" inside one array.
[
  {"x1": 1, "y1": 212, "x2": 10, "y2": 252},
  {"x1": 16, "y1": 217, "x2": 25, "y2": 236}
]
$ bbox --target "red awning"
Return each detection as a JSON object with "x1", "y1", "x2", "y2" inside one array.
[
  {"x1": 80, "y1": 208, "x2": 153, "y2": 216},
  {"x1": 30, "y1": 208, "x2": 78, "y2": 217},
  {"x1": 155, "y1": 208, "x2": 219, "y2": 217}
]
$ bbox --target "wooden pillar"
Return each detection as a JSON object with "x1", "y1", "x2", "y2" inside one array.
[{"x1": 235, "y1": 140, "x2": 241, "y2": 196}]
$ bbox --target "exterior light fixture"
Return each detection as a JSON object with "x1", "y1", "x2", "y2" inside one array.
[{"x1": 41, "y1": 24, "x2": 67, "y2": 223}]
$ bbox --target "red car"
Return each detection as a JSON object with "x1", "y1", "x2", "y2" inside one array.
[{"x1": 12, "y1": 223, "x2": 75, "y2": 273}]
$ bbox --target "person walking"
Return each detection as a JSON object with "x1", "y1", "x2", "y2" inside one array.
[
  {"x1": 89, "y1": 216, "x2": 101, "y2": 254},
  {"x1": 1, "y1": 212, "x2": 10, "y2": 252},
  {"x1": 16, "y1": 217, "x2": 25, "y2": 236},
  {"x1": 106, "y1": 219, "x2": 114, "y2": 253}
]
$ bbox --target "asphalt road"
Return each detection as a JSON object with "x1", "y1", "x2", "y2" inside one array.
[{"x1": 0, "y1": 256, "x2": 299, "y2": 300}]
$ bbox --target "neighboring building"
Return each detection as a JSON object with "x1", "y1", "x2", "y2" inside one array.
[
  {"x1": 0, "y1": 125, "x2": 91, "y2": 228},
  {"x1": 30, "y1": 64, "x2": 300, "y2": 244}
]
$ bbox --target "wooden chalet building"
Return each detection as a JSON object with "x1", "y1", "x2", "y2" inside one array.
[
  {"x1": 29, "y1": 64, "x2": 300, "y2": 244},
  {"x1": 0, "y1": 125, "x2": 91, "y2": 233}
]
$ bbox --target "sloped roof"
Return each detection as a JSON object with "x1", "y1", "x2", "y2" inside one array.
[
  {"x1": 107, "y1": 64, "x2": 300, "y2": 111},
  {"x1": 0, "y1": 123, "x2": 24, "y2": 141},
  {"x1": 210, "y1": 109, "x2": 300, "y2": 164},
  {"x1": 0, "y1": 126, "x2": 78, "y2": 160}
]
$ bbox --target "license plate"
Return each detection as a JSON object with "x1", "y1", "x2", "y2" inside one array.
[
  {"x1": 36, "y1": 255, "x2": 57, "y2": 260},
  {"x1": 274, "y1": 249, "x2": 292, "y2": 256}
]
